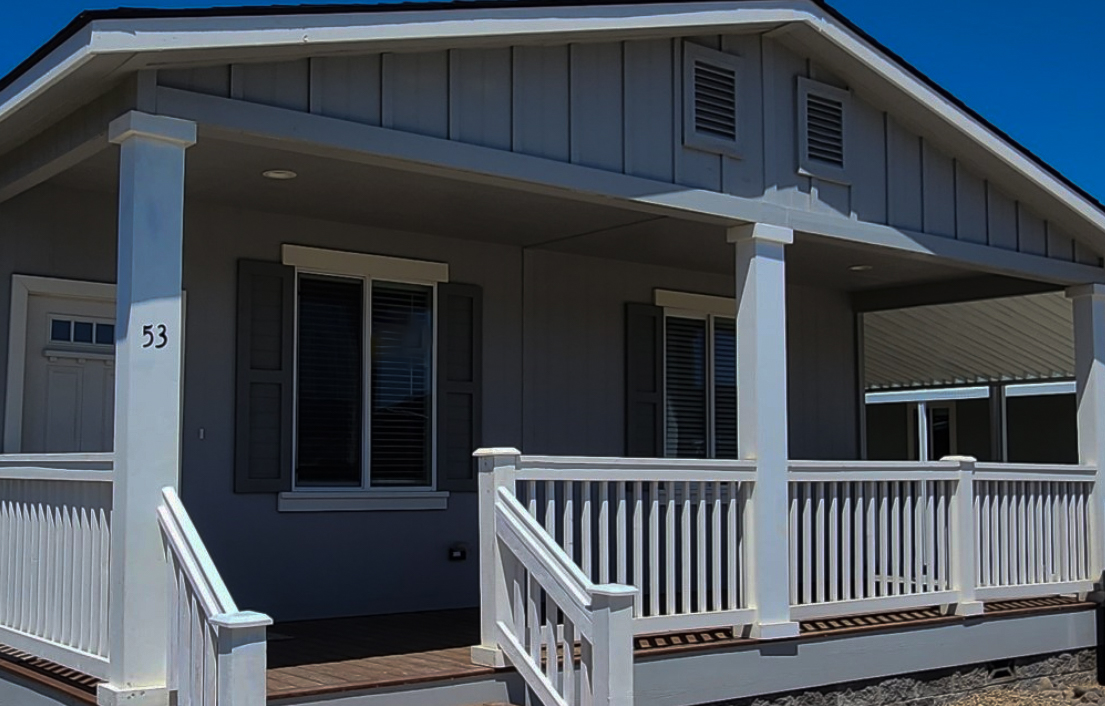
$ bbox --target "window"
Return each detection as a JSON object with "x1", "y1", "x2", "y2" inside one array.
[
  {"x1": 682, "y1": 42, "x2": 743, "y2": 157},
  {"x1": 49, "y1": 317, "x2": 114, "y2": 347},
  {"x1": 797, "y1": 77, "x2": 852, "y2": 183},
  {"x1": 286, "y1": 246, "x2": 446, "y2": 492},
  {"x1": 663, "y1": 313, "x2": 737, "y2": 459}
]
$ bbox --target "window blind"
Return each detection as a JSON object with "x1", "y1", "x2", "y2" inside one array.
[
  {"x1": 295, "y1": 276, "x2": 364, "y2": 487},
  {"x1": 665, "y1": 317, "x2": 708, "y2": 458},
  {"x1": 370, "y1": 282, "x2": 433, "y2": 487}
]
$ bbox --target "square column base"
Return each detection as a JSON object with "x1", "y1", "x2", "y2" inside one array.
[
  {"x1": 96, "y1": 684, "x2": 169, "y2": 706},
  {"x1": 750, "y1": 620, "x2": 801, "y2": 640},
  {"x1": 470, "y1": 644, "x2": 506, "y2": 668},
  {"x1": 946, "y1": 600, "x2": 985, "y2": 617}
]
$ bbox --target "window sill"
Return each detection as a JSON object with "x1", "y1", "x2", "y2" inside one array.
[{"x1": 277, "y1": 491, "x2": 449, "y2": 513}]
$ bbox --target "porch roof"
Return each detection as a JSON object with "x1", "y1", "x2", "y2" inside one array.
[
  {"x1": 1, "y1": 0, "x2": 1104, "y2": 255},
  {"x1": 863, "y1": 291, "x2": 1075, "y2": 390}
]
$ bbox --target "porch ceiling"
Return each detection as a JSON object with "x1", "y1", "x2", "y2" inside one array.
[
  {"x1": 863, "y1": 291, "x2": 1074, "y2": 390},
  {"x1": 54, "y1": 137, "x2": 977, "y2": 290}
]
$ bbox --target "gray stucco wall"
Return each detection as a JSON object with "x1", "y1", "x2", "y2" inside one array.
[{"x1": 0, "y1": 182, "x2": 857, "y2": 620}]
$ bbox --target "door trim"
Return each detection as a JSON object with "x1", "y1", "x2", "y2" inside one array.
[{"x1": 4, "y1": 275, "x2": 116, "y2": 453}]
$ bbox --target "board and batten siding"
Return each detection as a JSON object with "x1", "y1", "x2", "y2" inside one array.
[
  {"x1": 522, "y1": 249, "x2": 858, "y2": 461},
  {"x1": 159, "y1": 34, "x2": 1098, "y2": 267}
]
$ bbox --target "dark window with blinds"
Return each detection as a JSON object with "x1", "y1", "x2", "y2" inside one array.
[
  {"x1": 370, "y1": 282, "x2": 433, "y2": 487},
  {"x1": 294, "y1": 274, "x2": 436, "y2": 489},
  {"x1": 296, "y1": 276, "x2": 364, "y2": 487},
  {"x1": 664, "y1": 314, "x2": 738, "y2": 460}
]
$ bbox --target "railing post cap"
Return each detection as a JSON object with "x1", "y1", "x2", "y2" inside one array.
[
  {"x1": 940, "y1": 455, "x2": 976, "y2": 468},
  {"x1": 591, "y1": 583, "x2": 639, "y2": 608},
  {"x1": 472, "y1": 448, "x2": 521, "y2": 458},
  {"x1": 210, "y1": 610, "x2": 274, "y2": 629}
]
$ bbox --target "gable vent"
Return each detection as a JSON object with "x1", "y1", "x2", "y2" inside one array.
[
  {"x1": 805, "y1": 92, "x2": 845, "y2": 167},
  {"x1": 692, "y1": 59, "x2": 737, "y2": 141}
]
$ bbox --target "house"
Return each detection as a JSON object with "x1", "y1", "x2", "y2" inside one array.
[{"x1": 0, "y1": 1, "x2": 1102, "y2": 705}]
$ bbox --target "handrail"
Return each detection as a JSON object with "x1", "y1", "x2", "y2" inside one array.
[
  {"x1": 496, "y1": 488, "x2": 595, "y2": 635},
  {"x1": 478, "y1": 451, "x2": 636, "y2": 706},
  {"x1": 158, "y1": 487, "x2": 240, "y2": 619},
  {"x1": 158, "y1": 488, "x2": 271, "y2": 706},
  {"x1": 518, "y1": 454, "x2": 756, "y2": 481}
]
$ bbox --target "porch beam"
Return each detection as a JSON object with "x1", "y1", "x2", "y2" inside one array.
[
  {"x1": 852, "y1": 275, "x2": 1060, "y2": 313},
  {"x1": 728, "y1": 222, "x2": 800, "y2": 639},
  {"x1": 1066, "y1": 283, "x2": 1105, "y2": 579},
  {"x1": 152, "y1": 86, "x2": 1105, "y2": 287},
  {"x1": 99, "y1": 110, "x2": 195, "y2": 706}
]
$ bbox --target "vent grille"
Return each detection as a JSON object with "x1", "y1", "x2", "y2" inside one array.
[
  {"x1": 692, "y1": 59, "x2": 737, "y2": 141},
  {"x1": 805, "y1": 92, "x2": 845, "y2": 167}
]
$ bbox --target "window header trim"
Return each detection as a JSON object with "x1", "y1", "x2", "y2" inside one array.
[
  {"x1": 282, "y1": 244, "x2": 449, "y2": 284},
  {"x1": 654, "y1": 289, "x2": 734, "y2": 318}
]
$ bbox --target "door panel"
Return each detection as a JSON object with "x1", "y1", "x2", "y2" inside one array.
[{"x1": 22, "y1": 294, "x2": 115, "y2": 453}]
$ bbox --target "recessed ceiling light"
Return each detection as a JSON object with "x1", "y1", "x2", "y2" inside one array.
[
  {"x1": 849, "y1": 264, "x2": 874, "y2": 272},
  {"x1": 262, "y1": 169, "x2": 298, "y2": 180}
]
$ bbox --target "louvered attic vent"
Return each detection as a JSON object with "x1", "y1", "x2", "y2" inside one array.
[
  {"x1": 683, "y1": 43, "x2": 742, "y2": 156},
  {"x1": 693, "y1": 60, "x2": 737, "y2": 141},
  {"x1": 805, "y1": 93, "x2": 845, "y2": 167}
]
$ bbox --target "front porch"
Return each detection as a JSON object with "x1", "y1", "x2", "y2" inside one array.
[{"x1": 0, "y1": 600, "x2": 1093, "y2": 706}]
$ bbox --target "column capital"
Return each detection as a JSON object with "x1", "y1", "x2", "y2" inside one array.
[
  {"x1": 726, "y1": 222, "x2": 794, "y2": 245},
  {"x1": 1065, "y1": 283, "x2": 1105, "y2": 301},
  {"x1": 109, "y1": 111, "x2": 196, "y2": 148}
]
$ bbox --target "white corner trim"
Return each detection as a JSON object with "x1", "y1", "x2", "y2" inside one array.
[
  {"x1": 278, "y1": 490, "x2": 450, "y2": 512},
  {"x1": 4, "y1": 275, "x2": 116, "y2": 453},
  {"x1": 654, "y1": 289, "x2": 735, "y2": 317},
  {"x1": 282, "y1": 244, "x2": 449, "y2": 284},
  {"x1": 1004, "y1": 380, "x2": 1076, "y2": 398}
]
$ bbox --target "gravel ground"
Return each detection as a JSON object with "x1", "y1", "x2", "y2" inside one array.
[{"x1": 945, "y1": 679, "x2": 1103, "y2": 706}]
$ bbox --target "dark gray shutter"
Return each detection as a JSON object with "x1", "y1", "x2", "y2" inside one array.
[
  {"x1": 625, "y1": 303, "x2": 663, "y2": 457},
  {"x1": 235, "y1": 260, "x2": 295, "y2": 493},
  {"x1": 436, "y1": 283, "x2": 483, "y2": 492}
]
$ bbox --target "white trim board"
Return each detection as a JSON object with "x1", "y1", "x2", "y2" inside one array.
[
  {"x1": 282, "y1": 244, "x2": 449, "y2": 284},
  {"x1": 865, "y1": 386, "x2": 990, "y2": 405},
  {"x1": 4, "y1": 275, "x2": 116, "y2": 454},
  {"x1": 1004, "y1": 380, "x2": 1076, "y2": 398}
]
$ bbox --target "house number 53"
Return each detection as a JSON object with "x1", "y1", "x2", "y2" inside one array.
[{"x1": 142, "y1": 324, "x2": 168, "y2": 349}]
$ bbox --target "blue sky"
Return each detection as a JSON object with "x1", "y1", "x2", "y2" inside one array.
[{"x1": 1, "y1": 0, "x2": 1102, "y2": 202}]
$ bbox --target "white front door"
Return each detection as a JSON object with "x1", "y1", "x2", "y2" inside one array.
[{"x1": 21, "y1": 294, "x2": 116, "y2": 452}]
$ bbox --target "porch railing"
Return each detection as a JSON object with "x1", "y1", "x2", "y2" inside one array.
[
  {"x1": 492, "y1": 481, "x2": 635, "y2": 706},
  {"x1": 476, "y1": 449, "x2": 1099, "y2": 706},
  {"x1": 0, "y1": 454, "x2": 113, "y2": 679},
  {"x1": 513, "y1": 456, "x2": 757, "y2": 633},
  {"x1": 158, "y1": 487, "x2": 272, "y2": 706}
]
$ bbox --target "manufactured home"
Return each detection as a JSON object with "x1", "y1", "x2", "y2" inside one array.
[{"x1": 0, "y1": 2, "x2": 1102, "y2": 706}]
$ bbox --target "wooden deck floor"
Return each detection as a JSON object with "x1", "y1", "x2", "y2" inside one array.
[
  {"x1": 266, "y1": 608, "x2": 493, "y2": 700},
  {"x1": 0, "y1": 597, "x2": 1091, "y2": 704}
]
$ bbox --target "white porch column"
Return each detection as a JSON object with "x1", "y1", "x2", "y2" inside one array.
[
  {"x1": 1067, "y1": 283, "x2": 1105, "y2": 579},
  {"x1": 728, "y1": 222, "x2": 799, "y2": 639},
  {"x1": 99, "y1": 112, "x2": 195, "y2": 706}
]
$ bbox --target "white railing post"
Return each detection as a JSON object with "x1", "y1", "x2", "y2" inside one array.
[
  {"x1": 1067, "y1": 284, "x2": 1105, "y2": 581},
  {"x1": 211, "y1": 612, "x2": 274, "y2": 706},
  {"x1": 589, "y1": 584, "x2": 637, "y2": 706},
  {"x1": 946, "y1": 456, "x2": 984, "y2": 616},
  {"x1": 100, "y1": 112, "x2": 195, "y2": 706},
  {"x1": 728, "y1": 223, "x2": 800, "y2": 639},
  {"x1": 471, "y1": 448, "x2": 520, "y2": 667}
]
